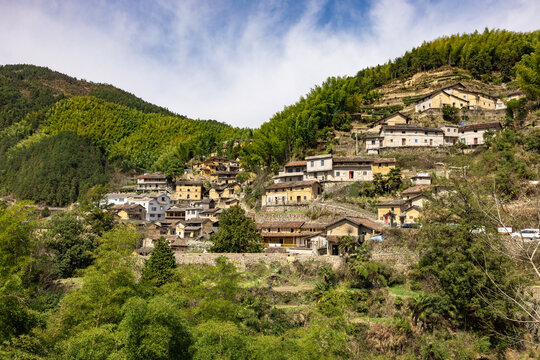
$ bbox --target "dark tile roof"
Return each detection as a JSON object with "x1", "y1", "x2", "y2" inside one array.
[
  {"x1": 381, "y1": 125, "x2": 444, "y2": 133},
  {"x1": 265, "y1": 180, "x2": 319, "y2": 191},
  {"x1": 459, "y1": 122, "x2": 502, "y2": 132}
]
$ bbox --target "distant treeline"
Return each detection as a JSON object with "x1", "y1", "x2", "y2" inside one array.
[{"x1": 242, "y1": 29, "x2": 540, "y2": 170}]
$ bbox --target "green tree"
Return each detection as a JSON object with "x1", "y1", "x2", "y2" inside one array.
[
  {"x1": 415, "y1": 183, "x2": 524, "y2": 340},
  {"x1": 515, "y1": 44, "x2": 540, "y2": 100},
  {"x1": 191, "y1": 321, "x2": 249, "y2": 360},
  {"x1": 45, "y1": 212, "x2": 98, "y2": 278},
  {"x1": 210, "y1": 206, "x2": 263, "y2": 253},
  {"x1": 0, "y1": 203, "x2": 39, "y2": 342},
  {"x1": 442, "y1": 105, "x2": 460, "y2": 123},
  {"x1": 141, "y1": 238, "x2": 176, "y2": 286},
  {"x1": 119, "y1": 297, "x2": 192, "y2": 360}
]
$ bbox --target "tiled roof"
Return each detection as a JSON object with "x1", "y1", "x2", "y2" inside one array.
[
  {"x1": 459, "y1": 122, "x2": 501, "y2": 132},
  {"x1": 377, "y1": 199, "x2": 408, "y2": 206},
  {"x1": 137, "y1": 172, "x2": 167, "y2": 179},
  {"x1": 373, "y1": 157, "x2": 397, "y2": 163},
  {"x1": 265, "y1": 180, "x2": 319, "y2": 191},
  {"x1": 284, "y1": 161, "x2": 307, "y2": 167},
  {"x1": 257, "y1": 221, "x2": 306, "y2": 229},
  {"x1": 333, "y1": 156, "x2": 375, "y2": 163},
  {"x1": 326, "y1": 217, "x2": 383, "y2": 232},
  {"x1": 176, "y1": 181, "x2": 203, "y2": 186},
  {"x1": 381, "y1": 125, "x2": 444, "y2": 133},
  {"x1": 402, "y1": 185, "x2": 432, "y2": 195}
]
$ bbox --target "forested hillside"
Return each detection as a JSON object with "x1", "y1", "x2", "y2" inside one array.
[
  {"x1": 0, "y1": 66, "x2": 251, "y2": 206},
  {"x1": 242, "y1": 29, "x2": 540, "y2": 170},
  {"x1": 0, "y1": 64, "x2": 175, "y2": 129}
]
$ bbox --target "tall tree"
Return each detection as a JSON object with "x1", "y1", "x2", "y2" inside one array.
[
  {"x1": 142, "y1": 238, "x2": 176, "y2": 286},
  {"x1": 210, "y1": 206, "x2": 263, "y2": 253}
]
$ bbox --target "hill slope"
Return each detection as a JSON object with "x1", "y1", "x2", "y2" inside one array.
[
  {"x1": 242, "y1": 29, "x2": 540, "y2": 170},
  {"x1": 0, "y1": 64, "x2": 176, "y2": 129},
  {"x1": 0, "y1": 66, "x2": 251, "y2": 206}
]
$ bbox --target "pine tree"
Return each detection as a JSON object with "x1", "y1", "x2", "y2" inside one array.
[{"x1": 142, "y1": 238, "x2": 176, "y2": 285}]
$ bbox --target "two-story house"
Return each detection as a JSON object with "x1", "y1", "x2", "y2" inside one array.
[
  {"x1": 175, "y1": 181, "x2": 204, "y2": 201},
  {"x1": 263, "y1": 180, "x2": 322, "y2": 206},
  {"x1": 137, "y1": 172, "x2": 169, "y2": 192},
  {"x1": 458, "y1": 122, "x2": 502, "y2": 146}
]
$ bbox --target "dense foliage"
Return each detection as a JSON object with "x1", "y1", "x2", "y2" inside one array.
[
  {"x1": 210, "y1": 205, "x2": 263, "y2": 253},
  {"x1": 243, "y1": 29, "x2": 540, "y2": 169},
  {"x1": 0, "y1": 64, "x2": 174, "y2": 129},
  {"x1": 142, "y1": 238, "x2": 176, "y2": 285},
  {"x1": 0, "y1": 131, "x2": 109, "y2": 206}
]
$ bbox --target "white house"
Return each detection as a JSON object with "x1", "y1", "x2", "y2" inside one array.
[{"x1": 459, "y1": 122, "x2": 502, "y2": 146}]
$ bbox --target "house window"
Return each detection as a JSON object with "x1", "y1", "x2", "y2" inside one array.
[
  {"x1": 321, "y1": 160, "x2": 324, "y2": 166},
  {"x1": 336, "y1": 171, "x2": 340, "y2": 176},
  {"x1": 304, "y1": 196, "x2": 306, "y2": 200},
  {"x1": 310, "y1": 161, "x2": 314, "y2": 167},
  {"x1": 151, "y1": 207, "x2": 156, "y2": 211},
  {"x1": 415, "y1": 139, "x2": 418, "y2": 143},
  {"x1": 363, "y1": 171, "x2": 367, "y2": 175},
  {"x1": 424, "y1": 139, "x2": 427, "y2": 143},
  {"x1": 371, "y1": 140, "x2": 375, "y2": 145}
]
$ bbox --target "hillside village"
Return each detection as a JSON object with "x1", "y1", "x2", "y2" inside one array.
[
  {"x1": 1, "y1": 25, "x2": 539, "y2": 359},
  {"x1": 98, "y1": 73, "x2": 530, "y2": 257}
]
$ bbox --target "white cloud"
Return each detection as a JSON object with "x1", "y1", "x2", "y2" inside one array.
[{"x1": 0, "y1": 0, "x2": 538, "y2": 127}]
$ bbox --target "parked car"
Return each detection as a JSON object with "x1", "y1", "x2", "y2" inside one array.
[
  {"x1": 497, "y1": 227, "x2": 512, "y2": 234},
  {"x1": 510, "y1": 229, "x2": 540, "y2": 240}
]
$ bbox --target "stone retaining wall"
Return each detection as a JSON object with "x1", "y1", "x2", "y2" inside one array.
[{"x1": 174, "y1": 252, "x2": 344, "y2": 271}]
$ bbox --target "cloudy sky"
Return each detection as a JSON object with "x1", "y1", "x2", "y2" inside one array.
[{"x1": 0, "y1": 0, "x2": 538, "y2": 127}]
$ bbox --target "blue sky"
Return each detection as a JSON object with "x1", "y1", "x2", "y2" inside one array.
[{"x1": 0, "y1": 0, "x2": 538, "y2": 127}]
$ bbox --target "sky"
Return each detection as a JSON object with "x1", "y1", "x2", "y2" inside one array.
[{"x1": 0, "y1": 0, "x2": 539, "y2": 128}]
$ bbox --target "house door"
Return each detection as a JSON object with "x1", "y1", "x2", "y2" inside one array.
[
  {"x1": 349, "y1": 171, "x2": 354, "y2": 179},
  {"x1": 331, "y1": 245, "x2": 339, "y2": 255},
  {"x1": 474, "y1": 138, "x2": 478, "y2": 144},
  {"x1": 402, "y1": 138, "x2": 406, "y2": 146},
  {"x1": 429, "y1": 139, "x2": 433, "y2": 146},
  {"x1": 296, "y1": 196, "x2": 301, "y2": 203}
]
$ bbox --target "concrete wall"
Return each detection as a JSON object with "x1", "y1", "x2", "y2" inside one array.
[{"x1": 173, "y1": 252, "x2": 344, "y2": 271}]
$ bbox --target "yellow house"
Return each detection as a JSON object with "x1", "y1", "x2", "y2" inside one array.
[
  {"x1": 257, "y1": 221, "x2": 325, "y2": 248},
  {"x1": 449, "y1": 88, "x2": 498, "y2": 110},
  {"x1": 201, "y1": 156, "x2": 231, "y2": 176},
  {"x1": 368, "y1": 112, "x2": 411, "y2": 133},
  {"x1": 263, "y1": 180, "x2": 322, "y2": 206},
  {"x1": 372, "y1": 158, "x2": 397, "y2": 175},
  {"x1": 209, "y1": 184, "x2": 239, "y2": 201},
  {"x1": 402, "y1": 206, "x2": 421, "y2": 223},
  {"x1": 377, "y1": 199, "x2": 409, "y2": 227},
  {"x1": 175, "y1": 181, "x2": 204, "y2": 201},
  {"x1": 415, "y1": 89, "x2": 468, "y2": 112},
  {"x1": 110, "y1": 204, "x2": 146, "y2": 220},
  {"x1": 325, "y1": 217, "x2": 383, "y2": 255}
]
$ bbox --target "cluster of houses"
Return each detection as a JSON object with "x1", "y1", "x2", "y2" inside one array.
[
  {"x1": 257, "y1": 217, "x2": 383, "y2": 255},
  {"x1": 413, "y1": 82, "x2": 509, "y2": 112},
  {"x1": 102, "y1": 156, "x2": 245, "y2": 251},
  {"x1": 101, "y1": 84, "x2": 515, "y2": 256},
  {"x1": 263, "y1": 155, "x2": 397, "y2": 206},
  {"x1": 363, "y1": 112, "x2": 502, "y2": 154}
]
